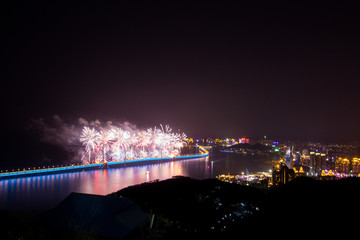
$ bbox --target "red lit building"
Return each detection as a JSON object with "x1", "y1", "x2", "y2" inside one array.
[{"x1": 239, "y1": 137, "x2": 250, "y2": 144}]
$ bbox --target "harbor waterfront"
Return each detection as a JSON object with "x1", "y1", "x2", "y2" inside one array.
[{"x1": 0, "y1": 149, "x2": 273, "y2": 211}]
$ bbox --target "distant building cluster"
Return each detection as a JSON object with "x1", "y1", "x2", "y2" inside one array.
[
  {"x1": 190, "y1": 135, "x2": 360, "y2": 186},
  {"x1": 188, "y1": 136, "x2": 277, "y2": 156},
  {"x1": 187, "y1": 137, "x2": 249, "y2": 147},
  {"x1": 272, "y1": 142, "x2": 360, "y2": 186}
]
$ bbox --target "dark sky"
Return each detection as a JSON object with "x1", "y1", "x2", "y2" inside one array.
[{"x1": 2, "y1": 1, "x2": 360, "y2": 144}]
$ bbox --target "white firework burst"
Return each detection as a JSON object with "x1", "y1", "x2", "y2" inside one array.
[{"x1": 80, "y1": 127, "x2": 99, "y2": 163}]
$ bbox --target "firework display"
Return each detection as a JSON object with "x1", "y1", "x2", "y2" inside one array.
[{"x1": 80, "y1": 124, "x2": 187, "y2": 164}]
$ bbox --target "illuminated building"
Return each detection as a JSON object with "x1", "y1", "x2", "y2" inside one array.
[
  {"x1": 326, "y1": 156, "x2": 336, "y2": 172},
  {"x1": 214, "y1": 139, "x2": 222, "y2": 145},
  {"x1": 285, "y1": 146, "x2": 293, "y2": 169},
  {"x1": 310, "y1": 151, "x2": 315, "y2": 175},
  {"x1": 352, "y1": 158, "x2": 360, "y2": 174},
  {"x1": 272, "y1": 161, "x2": 296, "y2": 186},
  {"x1": 309, "y1": 151, "x2": 327, "y2": 175},
  {"x1": 336, "y1": 157, "x2": 360, "y2": 174},
  {"x1": 296, "y1": 166, "x2": 306, "y2": 177},
  {"x1": 316, "y1": 153, "x2": 326, "y2": 174},
  {"x1": 300, "y1": 149, "x2": 310, "y2": 166},
  {"x1": 314, "y1": 153, "x2": 321, "y2": 174},
  {"x1": 336, "y1": 158, "x2": 350, "y2": 173},
  {"x1": 239, "y1": 137, "x2": 250, "y2": 144},
  {"x1": 318, "y1": 169, "x2": 336, "y2": 180}
]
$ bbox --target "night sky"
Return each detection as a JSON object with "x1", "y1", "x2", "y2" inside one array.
[{"x1": 2, "y1": 1, "x2": 360, "y2": 158}]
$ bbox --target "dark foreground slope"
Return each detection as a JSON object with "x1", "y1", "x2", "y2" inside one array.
[
  {"x1": 1, "y1": 176, "x2": 360, "y2": 239},
  {"x1": 260, "y1": 177, "x2": 360, "y2": 237},
  {"x1": 109, "y1": 176, "x2": 265, "y2": 239},
  {"x1": 109, "y1": 176, "x2": 360, "y2": 239}
]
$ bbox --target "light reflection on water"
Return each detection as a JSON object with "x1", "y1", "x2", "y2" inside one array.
[{"x1": 0, "y1": 152, "x2": 274, "y2": 210}]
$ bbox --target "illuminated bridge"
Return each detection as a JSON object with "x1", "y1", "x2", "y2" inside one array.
[{"x1": 0, "y1": 146, "x2": 209, "y2": 180}]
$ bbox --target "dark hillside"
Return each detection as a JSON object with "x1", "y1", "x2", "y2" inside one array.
[
  {"x1": 259, "y1": 177, "x2": 360, "y2": 237},
  {"x1": 109, "y1": 176, "x2": 265, "y2": 238}
]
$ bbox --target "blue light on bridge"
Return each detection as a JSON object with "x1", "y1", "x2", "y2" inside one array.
[{"x1": 0, "y1": 147, "x2": 209, "y2": 179}]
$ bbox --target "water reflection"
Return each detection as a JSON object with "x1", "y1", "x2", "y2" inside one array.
[{"x1": 0, "y1": 153, "x2": 273, "y2": 211}]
